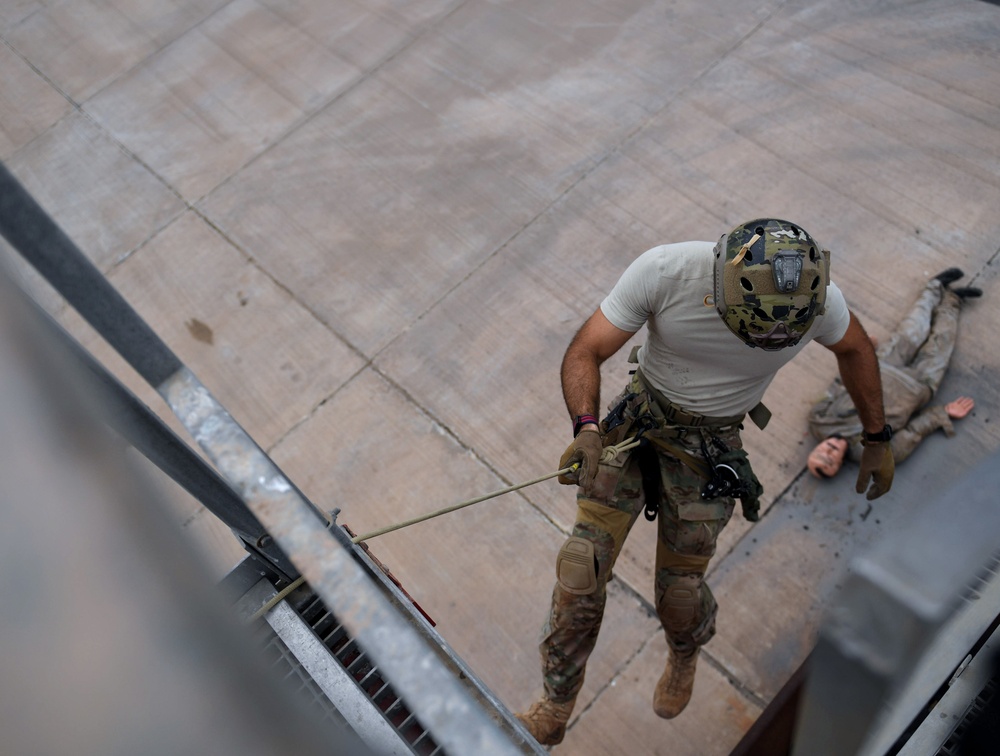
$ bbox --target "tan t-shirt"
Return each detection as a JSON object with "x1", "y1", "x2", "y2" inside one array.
[{"x1": 601, "y1": 241, "x2": 851, "y2": 416}]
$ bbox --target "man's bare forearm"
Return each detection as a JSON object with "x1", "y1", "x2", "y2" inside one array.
[
  {"x1": 561, "y1": 335, "x2": 603, "y2": 421},
  {"x1": 560, "y1": 308, "x2": 637, "y2": 428},
  {"x1": 836, "y1": 343, "x2": 886, "y2": 434}
]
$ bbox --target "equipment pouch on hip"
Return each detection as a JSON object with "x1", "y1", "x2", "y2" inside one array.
[
  {"x1": 702, "y1": 447, "x2": 764, "y2": 522},
  {"x1": 600, "y1": 389, "x2": 645, "y2": 448}
]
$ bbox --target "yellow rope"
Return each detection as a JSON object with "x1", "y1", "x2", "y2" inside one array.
[
  {"x1": 247, "y1": 436, "x2": 642, "y2": 622},
  {"x1": 249, "y1": 576, "x2": 306, "y2": 622}
]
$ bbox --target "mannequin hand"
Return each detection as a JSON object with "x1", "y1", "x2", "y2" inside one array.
[
  {"x1": 558, "y1": 428, "x2": 603, "y2": 494},
  {"x1": 856, "y1": 441, "x2": 894, "y2": 500}
]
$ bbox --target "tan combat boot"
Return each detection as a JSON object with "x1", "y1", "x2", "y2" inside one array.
[
  {"x1": 515, "y1": 697, "x2": 576, "y2": 745},
  {"x1": 653, "y1": 648, "x2": 699, "y2": 719}
]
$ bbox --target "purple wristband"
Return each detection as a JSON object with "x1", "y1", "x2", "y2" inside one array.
[{"x1": 573, "y1": 414, "x2": 598, "y2": 436}]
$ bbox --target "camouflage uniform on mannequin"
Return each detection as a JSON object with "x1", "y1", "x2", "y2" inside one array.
[
  {"x1": 807, "y1": 269, "x2": 980, "y2": 478},
  {"x1": 517, "y1": 219, "x2": 894, "y2": 746}
]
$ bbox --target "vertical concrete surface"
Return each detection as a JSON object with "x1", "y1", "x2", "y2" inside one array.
[{"x1": 2, "y1": 1, "x2": 999, "y2": 752}]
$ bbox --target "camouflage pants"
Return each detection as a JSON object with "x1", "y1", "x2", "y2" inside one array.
[
  {"x1": 539, "y1": 423, "x2": 741, "y2": 703},
  {"x1": 878, "y1": 279, "x2": 960, "y2": 389},
  {"x1": 819, "y1": 280, "x2": 963, "y2": 464}
]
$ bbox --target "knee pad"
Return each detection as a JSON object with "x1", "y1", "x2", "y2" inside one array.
[
  {"x1": 556, "y1": 536, "x2": 598, "y2": 595},
  {"x1": 659, "y1": 573, "x2": 701, "y2": 634},
  {"x1": 658, "y1": 572, "x2": 719, "y2": 647}
]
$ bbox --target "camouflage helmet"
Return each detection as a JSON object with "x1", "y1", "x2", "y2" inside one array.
[{"x1": 713, "y1": 218, "x2": 830, "y2": 350}]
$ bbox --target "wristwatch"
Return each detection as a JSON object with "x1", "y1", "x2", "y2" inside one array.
[{"x1": 862, "y1": 424, "x2": 893, "y2": 445}]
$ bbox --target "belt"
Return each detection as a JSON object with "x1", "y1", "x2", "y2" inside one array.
[{"x1": 633, "y1": 367, "x2": 747, "y2": 429}]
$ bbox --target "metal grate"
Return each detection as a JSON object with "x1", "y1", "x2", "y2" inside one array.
[
  {"x1": 937, "y1": 675, "x2": 998, "y2": 756},
  {"x1": 254, "y1": 622, "x2": 356, "y2": 733},
  {"x1": 958, "y1": 550, "x2": 1000, "y2": 604},
  {"x1": 294, "y1": 590, "x2": 443, "y2": 756}
]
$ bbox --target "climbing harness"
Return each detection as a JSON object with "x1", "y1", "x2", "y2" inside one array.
[{"x1": 602, "y1": 356, "x2": 766, "y2": 523}]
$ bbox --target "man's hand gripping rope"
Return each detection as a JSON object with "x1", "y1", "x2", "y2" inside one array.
[
  {"x1": 556, "y1": 429, "x2": 644, "y2": 495},
  {"x1": 557, "y1": 428, "x2": 602, "y2": 494}
]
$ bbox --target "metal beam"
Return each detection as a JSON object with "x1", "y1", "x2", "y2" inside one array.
[
  {"x1": 0, "y1": 162, "x2": 180, "y2": 387},
  {"x1": 792, "y1": 450, "x2": 1000, "y2": 755}
]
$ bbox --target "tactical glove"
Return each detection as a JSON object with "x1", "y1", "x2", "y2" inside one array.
[
  {"x1": 557, "y1": 428, "x2": 603, "y2": 495},
  {"x1": 856, "y1": 440, "x2": 894, "y2": 500}
]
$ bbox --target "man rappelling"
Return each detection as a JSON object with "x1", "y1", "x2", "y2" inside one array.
[{"x1": 516, "y1": 219, "x2": 893, "y2": 745}]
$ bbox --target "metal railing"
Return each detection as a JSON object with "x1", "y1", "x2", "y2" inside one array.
[{"x1": 0, "y1": 161, "x2": 542, "y2": 755}]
